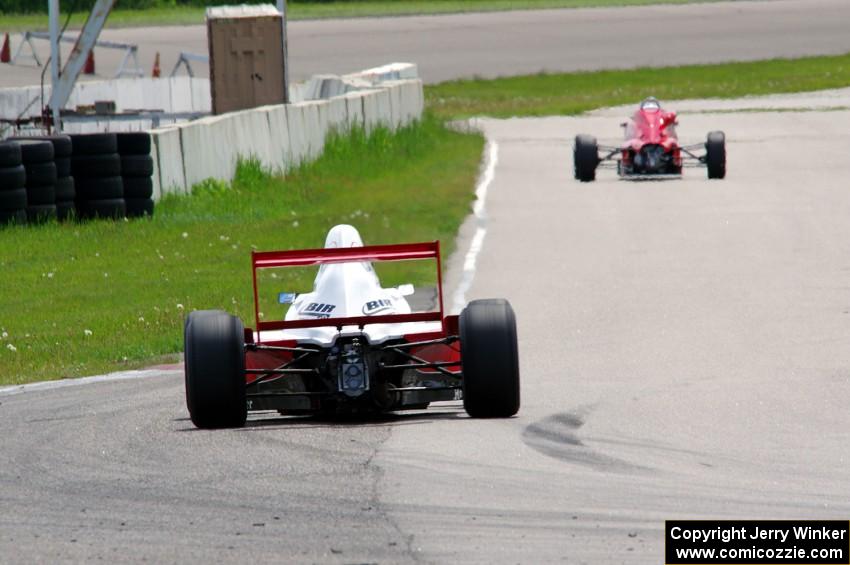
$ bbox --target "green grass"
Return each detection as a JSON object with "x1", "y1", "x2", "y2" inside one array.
[
  {"x1": 0, "y1": 0, "x2": 715, "y2": 31},
  {"x1": 0, "y1": 116, "x2": 484, "y2": 385},
  {"x1": 427, "y1": 52, "x2": 850, "y2": 119}
]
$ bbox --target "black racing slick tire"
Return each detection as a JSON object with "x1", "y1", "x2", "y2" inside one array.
[
  {"x1": 184, "y1": 310, "x2": 247, "y2": 429},
  {"x1": 574, "y1": 134, "x2": 599, "y2": 182},
  {"x1": 459, "y1": 299, "x2": 520, "y2": 418},
  {"x1": 706, "y1": 131, "x2": 726, "y2": 180}
]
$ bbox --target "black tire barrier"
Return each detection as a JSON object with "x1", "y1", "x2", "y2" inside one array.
[
  {"x1": 26, "y1": 204, "x2": 58, "y2": 223},
  {"x1": 75, "y1": 176, "x2": 124, "y2": 200},
  {"x1": 17, "y1": 139, "x2": 54, "y2": 163},
  {"x1": 71, "y1": 153, "x2": 122, "y2": 178},
  {"x1": 118, "y1": 132, "x2": 154, "y2": 219},
  {"x1": 57, "y1": 202, "x2": 75, "y2": 222},
  {"x1": 120, "y1": 154, "x2": 153, "y2": 177},
  {"x1": 24, "y1": 161, "x2": 57, "y2": 187},
  {"x1": 0, "y1": 141, "x2": 22, "y2": 168},
  {"x1": 69, "y1": 133, "x2": 118, "y2": 156},
  {"x1": 0, "y1": 142, "x2": 27, "y2": 225},
  {"x1": 0, "y1": 188, "x2": 27, "y2": 211},
  {"x1": 0, "y1": 208, "x2": 27, "y2": 225},
  {"x1": 11, "y1": 135, "x2": 72, "y2": 158},
  {"x1": 122, "y1": 176, "x2": 153, "y2": 199},
  {"x1": 55, "y1": 157, "x2": 71, "y2": 178},
  {"x1": 0, "y1": 164, "x2": 26, "y2": 190},
  {"x1": 25, "y1": 183, "x2": 56, "y2": 206},
  {"x1": 76, "y1": 198, "x2": 126, "y2": 220},
  {"x1": 126, "y1": 197, "x2": 154, "y2": 218},
  {"x1": 117, "y1": 132, "x2": 152, "y2": 155},
  {"x1": 55, "y1": 176, "x2": 75, "y2": 202}
]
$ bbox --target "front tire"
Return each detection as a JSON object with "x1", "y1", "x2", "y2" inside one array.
[
  {"x1": 459, "y1": 299, "x2": 520, "y2": 418},
  {"x1": 574, "y1": 134, "x2": 599, "y2": 182},
  {"x1": 706, "y1": 131, "x2": 726, "y2": 179},
  {"x1": 184, "y1": 310, "x2": 247, "y2": 429}
]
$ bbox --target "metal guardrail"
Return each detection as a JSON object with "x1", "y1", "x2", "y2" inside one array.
[
  {"x1": 11, "y1": 30, "x2": 144, "y2": 78},
  {"x1": 170, "y1": 51, "x2": 208, "y2": 78}
]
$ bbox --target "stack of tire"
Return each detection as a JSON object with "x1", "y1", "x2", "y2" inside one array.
[
  {"x1": 12, "y1": 135, "x2": 75, "y2": 221},
  {"x1": 117, "y1": 133, "x2": 154, "y2": 218},
  {"x1": 70, "y1": 133, "x2": 125, "y2": 220},
  {"x1": 0, "y1": 141, "x2": 27, "y2": 225},
  {"x1": 18, "y1": 139, "x2": 57, "y2": 223}
]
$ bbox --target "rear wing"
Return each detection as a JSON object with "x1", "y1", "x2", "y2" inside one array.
[{"x1": 251, "y1": 241, "x2": 445, "y2": 333}]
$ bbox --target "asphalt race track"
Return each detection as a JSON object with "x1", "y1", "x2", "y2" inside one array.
[
  {"x1": 3, "y1": 0, "x2": 850, "y2": 88},
  {"x1": 3, "y1": 91, "x2": 850, "y2": 563}
]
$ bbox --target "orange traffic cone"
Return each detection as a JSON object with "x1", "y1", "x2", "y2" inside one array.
[
  {"x1": 151, "y1": 51, "x2": 161, "y2": 78},
  {"x1": 0, "y1": 33, "x2": 11, "y2": 64},
  {"x1": 83, "y1": 50, "x2": 95, "y2": 74}
]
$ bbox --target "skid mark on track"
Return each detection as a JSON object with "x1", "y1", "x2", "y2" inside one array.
[
  {"x1": 451, "y1": 140, "x2": 498, "y2": 314},
  {"x1": 522, "y1": 410, "x2": 649, "y2": 474}
]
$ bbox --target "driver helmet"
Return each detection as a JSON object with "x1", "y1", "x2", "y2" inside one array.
[{"x1": 640, "y1": 97, "x2": 662, "y2": 112}]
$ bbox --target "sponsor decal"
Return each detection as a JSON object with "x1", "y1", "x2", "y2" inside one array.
[
  {"x1": 299, "y1": 302, "x2": 336, "y2": 318},
  {"x1": 362, "y1": 299, "x2": 393, "y2": 316}
]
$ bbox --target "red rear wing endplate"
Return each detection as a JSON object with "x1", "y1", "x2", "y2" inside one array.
[{"x1": 251, "y1": 241, "x2": 445, "y2": 336}]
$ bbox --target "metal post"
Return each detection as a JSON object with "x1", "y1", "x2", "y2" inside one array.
[
  {"x1": 49, "y1": 0, "x2": 117, "y2": 122},
  {"x1": 277, "y1": 0, "x2": 290, "y2": 103},
  {"x1": 49, "y1": 0, "x2": 61, "y2": 131}
]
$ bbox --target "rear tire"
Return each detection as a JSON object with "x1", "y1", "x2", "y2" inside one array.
[
  {"x1": 706, "y1": 131, "x2": 726, "y2": 179},
  {"x1": 184, "y1": 310, "x2": 247, "y2": 429},
  {"x1": 573, "y1": 134, "x2": 599, "y2": 182},
  {"x1": 459, "y1": 299, "x2": 520, "y2": 418}
]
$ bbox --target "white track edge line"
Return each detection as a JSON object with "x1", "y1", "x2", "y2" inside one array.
[
  {"x1": 451, "y1": 139, "x2": 498, "y2": 314},
  {"x1": 0, "y1": 367, "x2": 182, "y2": 397}
]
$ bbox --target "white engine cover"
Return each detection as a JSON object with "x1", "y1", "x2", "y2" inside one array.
[{"x1": 259, "y1": 225, "x2": 441, "y2": 346}]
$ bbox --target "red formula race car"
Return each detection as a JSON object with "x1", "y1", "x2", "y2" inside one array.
[
  {"x1": 574, "y1": 97, "x2": 726, "y2": 181},
  {"x1": 183, "y1": 225, "x2": 520, "y2": 428}
]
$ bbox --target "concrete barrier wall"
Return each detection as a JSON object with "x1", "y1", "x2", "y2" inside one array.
[
  {"x1": 0, "y1": 77, "x2": 211, "y2": 122},
  {"x1": 147, "y1": 66, "x2": 423, "y2": 198},
  {"x1": 151, "y1": 126, "x2": 186, "y2": 197}
]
